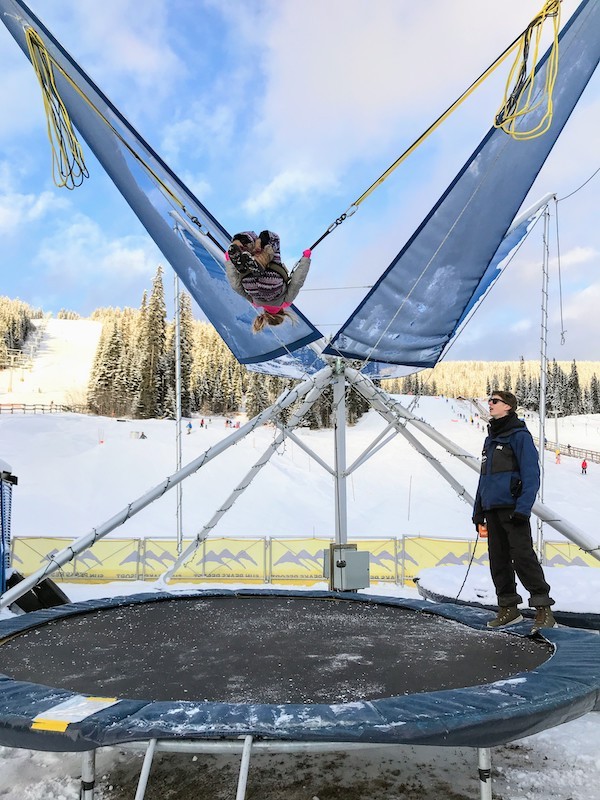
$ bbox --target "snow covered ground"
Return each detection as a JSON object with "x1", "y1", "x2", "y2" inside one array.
[
  {"x1": 0, "y1": 318, "x2": 101, "y2": 406},
  {"x1": 0, "y1": 320, "x2": 599, "y2": 798}
]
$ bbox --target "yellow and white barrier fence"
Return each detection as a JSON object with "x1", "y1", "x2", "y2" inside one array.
[{"x1": 10, "y1": 535, "x2": 599, "y2": 586}]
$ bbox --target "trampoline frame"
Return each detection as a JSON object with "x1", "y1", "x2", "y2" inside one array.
[{"x1": 2, "y1": 589, "x2": 600, "y2": 799}]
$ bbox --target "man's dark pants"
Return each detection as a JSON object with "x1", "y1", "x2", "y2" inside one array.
[{"x1": 485, "y1": 508, "x2": 553, "y2": 608}]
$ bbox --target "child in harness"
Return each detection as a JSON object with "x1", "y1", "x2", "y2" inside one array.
[{"x1": 224, "y1": 230, "x2": 311, "y2": 333}]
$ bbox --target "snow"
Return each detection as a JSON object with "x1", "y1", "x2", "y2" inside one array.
[
  {"x1": 0, "y1": 318, "x2": 102, "y2": 406},
  {"x1": 0, "y1": 319, "x2": 600, "y2": 798}
]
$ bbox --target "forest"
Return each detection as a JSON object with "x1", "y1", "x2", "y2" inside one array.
[{"x1": 2, "y1": 274, "x2": 600, "y2": 422}]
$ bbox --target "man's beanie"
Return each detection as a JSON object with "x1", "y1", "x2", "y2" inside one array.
[{"x1": 492, "y1": 390, "x2": 518, "y2": 411}]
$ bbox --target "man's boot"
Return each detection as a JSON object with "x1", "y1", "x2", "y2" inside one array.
[
  {"x1": 487, "y1": 606, "x2": 523, "y2": 628},
  {"x1": 532, "y1": 606, "x2": 557, "y2": 632}
]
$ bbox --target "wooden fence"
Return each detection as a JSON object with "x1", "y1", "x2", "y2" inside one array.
[{"x1": 0, "y1": 403, "x2": 89, "y2": 415}]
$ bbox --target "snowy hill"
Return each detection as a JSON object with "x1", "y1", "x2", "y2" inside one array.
[
  {"x1": 0, "y1": 318, "x2": 101, "y2": 405},
  {"x1": 1, "y1": 398, "x2": 599, "y2": 543},
  {"x1": 2, "y1": 338, "x2": 600, "y2": 799}
]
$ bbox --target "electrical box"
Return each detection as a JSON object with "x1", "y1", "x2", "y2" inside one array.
[{"x1": 324, "y1": 543, "x2": 370, "y2": 591}]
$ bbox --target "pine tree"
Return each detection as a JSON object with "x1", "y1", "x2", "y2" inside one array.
[
  {"x1": 135, "y1": 266, "x2": 167, "y2": 418},
  {"x1": 245, "y1": 371, "x2": 270, "y2": 418},
  {"x1": 515, "y1": 356, "x2": 527, "y2": 406},
  {"x1": 565, "y1": 360, "x2": 583, "y2": 415},
  {"x1": 589, "y1": 374, "x2": 600, "y2": 414}
]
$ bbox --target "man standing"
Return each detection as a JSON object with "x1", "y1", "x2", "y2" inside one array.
[{"x1": 472, "y1": 391, "x2": 555, "y2": 631}]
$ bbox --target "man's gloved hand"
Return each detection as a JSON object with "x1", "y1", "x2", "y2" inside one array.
[
  {"x1": 510, "y1": 511, "x2": 529, "y2": 525},
  {"x1": 303, "y1": 249, "x2": 312, "y2": 258}
]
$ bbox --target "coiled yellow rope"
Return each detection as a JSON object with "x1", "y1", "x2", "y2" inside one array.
[
  {"x1": 25, "y1": 27, "x2": 89, "y2": 189},
  {"x1": 494, "y1": 0, "x2": 562, "y2": 140}
]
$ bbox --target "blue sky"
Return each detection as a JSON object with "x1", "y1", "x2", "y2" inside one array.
[{"x1": 0, "y1": 0, "x2": 598, "y2": 361}]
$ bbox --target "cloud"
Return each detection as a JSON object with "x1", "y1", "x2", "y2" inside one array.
[
  {"x1": 0, "y1": 163, "x2": 68, "y2": 234},
  {"x1": 243, "y1": 167, "x2": 338, "y2": 214},
  {"x1": 36, "y1": 214, "x2": 160, "y2": 282},
  {"x1": 160, "y1": 103, "x2": 236, "y2": 167}
]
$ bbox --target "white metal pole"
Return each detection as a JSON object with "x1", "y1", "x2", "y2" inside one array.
[
  {"x1": 333, "y1": 363, "x2": 348, "y2": 545},
  {"x1": 0, "y1": 368, "x2": 331, "y2": 610},
  {"x1": 80, "y1": 750, "x2": 96, "y2": 800},
  {"x1": 478, "y1": 747, "x2": 493, "y2": 800},
  {"x1": 134, "y1": 738, "x2": 157, "y2": 800},
  {"x1": 537, "y1": 209, "x2": 550, "y2": 559},
  {"x1": 345, "y1": 367, "x2": 600, "y2": 561},
  {"x1": 174, "y1": 275, "x2": 183, "y2": 555},
  {"x1": 235, "y1": 736, "x2": 254, "y2": 800},
  {"x1": 158, "y1": 371, "x2": 332, "y2": 583}
]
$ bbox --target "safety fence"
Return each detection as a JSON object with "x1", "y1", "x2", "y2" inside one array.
[
  {"x1": 534, "y1": 438, "x2": 600, "y2": 464},
  {"x1": 10, "y1": 535, "x2": 599, "y2": 586},
  {"x1": 0, "y1": 403, "x2": 89, "y2": 414}
]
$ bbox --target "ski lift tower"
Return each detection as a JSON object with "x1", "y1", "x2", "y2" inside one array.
[{"x1": 0, "y1": 459, "x2": 17, "y2": 595}]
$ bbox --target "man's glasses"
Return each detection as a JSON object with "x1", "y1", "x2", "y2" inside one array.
[{"x1": 488, "y1": 398, "x2": 505, "y2": 405}]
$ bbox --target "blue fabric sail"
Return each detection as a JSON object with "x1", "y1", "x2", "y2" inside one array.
[
  {"x1": 325, "y1": 0, "x2": 599, "y2": 368},
  {"x1": 0, "y1": 0, "x2": 322, "y2": 367}
]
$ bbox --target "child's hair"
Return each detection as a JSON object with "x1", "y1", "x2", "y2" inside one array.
[{"x1": 252, "y1": 309, "x2": 294, "y2": 333}]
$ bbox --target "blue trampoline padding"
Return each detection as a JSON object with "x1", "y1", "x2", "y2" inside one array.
[
  {"x1": 416, "y1": 580, "x2": 600, "y2": 632},
  {"x1": 0, "y1": 589, "x2": 599, "y2": 752}
]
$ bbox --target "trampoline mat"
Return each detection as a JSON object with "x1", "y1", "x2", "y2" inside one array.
[{"x1": 0, "y1": 595, "x2": 551, "y2": 704}]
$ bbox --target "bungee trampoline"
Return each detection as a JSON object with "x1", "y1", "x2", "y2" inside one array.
[{"x1": 1, "y1": 589, "x2": 600, "y2": 798}]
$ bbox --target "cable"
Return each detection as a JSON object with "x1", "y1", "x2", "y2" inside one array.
[
  {"x1": 557, "y1": 166, "x2": 600, "y2": 202},
  {"x1": 455, "y1": 529, "x2": 481, "y2": 600},
  {"x1": 494, "y1": 0, "x2": 561, "y2": 140}
]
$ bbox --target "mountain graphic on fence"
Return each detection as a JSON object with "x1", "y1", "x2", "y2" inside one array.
[
  {"x1": 375, "y1": 548, "x2": 419, "y2": 568},
  {"x1": 119, "y1": 549, "x2": 176, "y2": 567},
  {"x1": 546, "y1": 553, "x2": 589, "y2": 567},
  {"x1": 273, "y1": 549, "x2": 324, "y2": 569},
  {"x1": 40, "y1": 548, "x2": 103, "y2": 567},
  {"x1": 197, "y1": 548, "x2": 258, "y2": 568},
  {"x1": 436, "y1": 551, "x2": 489, "y2": 567}
]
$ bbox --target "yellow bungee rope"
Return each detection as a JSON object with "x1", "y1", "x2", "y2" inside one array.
[
  {"x1": 25, "y1": 27, "x2": 89, "y2": 189},
  {"x1": 310, "y1": 0, "x2": 563, "y2": 250},
  {"x1": 494, "y1": 0, "x2": 562, "y2": 140}
]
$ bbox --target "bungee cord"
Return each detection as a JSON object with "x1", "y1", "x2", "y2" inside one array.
[
  {"x1": 308, "y1": 0, "x2": 563, "y2": 252},
  {"x1": 25, "y1": 27, "x2": 89, "y2": 189},
  {"x1": 494, "y1": 0, "x2": 562, "y2": 140}
]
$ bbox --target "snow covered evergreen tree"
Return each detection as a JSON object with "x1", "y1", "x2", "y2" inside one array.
[
  {"x1": 135, "y1": 266, "x2": 166, "y2": 418},
  {"x1": 565, "y1": 360, "x2": 583, "y2": 415}
]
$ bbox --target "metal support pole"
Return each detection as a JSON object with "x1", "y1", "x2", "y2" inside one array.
[
  {"x1": 345, "y1": 422, "x2": 399, "y2": 475},
  {"x1": 0, "y1": 367, "x2": 332, "y2": 610},
  {"x1": 478, "y1": 747, "x2": 493, "y2": 800},
  {"x1": 536, "y1": 208, "x2": 550, "y2": 559},
  {"x1": 134, "y1": 738, "x2": 158, "y2": 800},
  {"x1": 174, "y1": 274, "x2": 183, "y2": 555},
  {"x1": 333, "y1": 363, "x2": 348, "y2": 545},
  {"x1": 80, "y1": 749, "x2": 96, "y2": 800},
  {"x1": 274, "y1": 427, "x2": 335, "y2": 476},
  {"x1": 345, "y1": 367, "x2": 600, "y2": 561},
  {"x1": 159, "y1": 371, "x2": 332, "y2": 583},
  {"x1": 235, "y1": 735, "x2": 253, "y2": 800}
]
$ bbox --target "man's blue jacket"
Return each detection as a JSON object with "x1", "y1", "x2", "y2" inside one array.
[{"x1": 473, "y1": 414, "x2": 540, "y2": 519}]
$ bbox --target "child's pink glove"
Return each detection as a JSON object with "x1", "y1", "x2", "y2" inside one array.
[
  {"x1": 225, "y1": 251, "x2": 230, "y2": 261},
  {"x1": 303, "y1": 249, "x2": 312, "y2": 258}
]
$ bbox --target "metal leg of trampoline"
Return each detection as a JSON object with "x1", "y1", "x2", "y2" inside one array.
[
  {"x1": 134, "y1": 738, "x2": 158, "y2": 800},
  {"x1": 80, "y1": 749, "x2": 96, "y2": 800},
  {"x1": 235, "y1": 735, "x2": 254, "y2": 800},
  {"x1": 478, "y1": 747, "x2": 493, "y2": 800}
]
